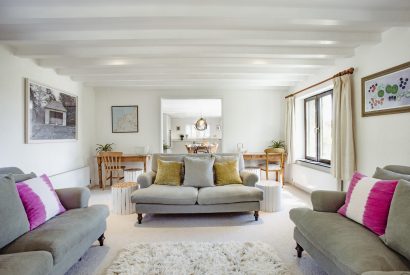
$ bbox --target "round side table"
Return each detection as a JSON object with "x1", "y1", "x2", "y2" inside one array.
[
  {"x1": 255, "y1": 180, "x2": 282, "y2": 212},
  {"x1": 112, "y1": 182, "x2": 139, "y2": 215}
]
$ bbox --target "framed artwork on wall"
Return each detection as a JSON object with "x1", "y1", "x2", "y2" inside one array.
[
  {"x1": 362, "y1": 62, "x2": 410, "y2": 117},
  {"x1": 111, "y1": 105, "x2": 139, "y2": 133},
  {"x1": 25, "y1": 78, "x2": 78, "y2": 143}
]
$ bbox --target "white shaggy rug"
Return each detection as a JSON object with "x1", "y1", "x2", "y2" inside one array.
[{"x1": 107, "y1": 241, "x2": 291, "y2": 275}]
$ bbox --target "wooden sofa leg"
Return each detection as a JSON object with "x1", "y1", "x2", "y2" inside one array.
[
  {"x1": 98, "y1": 233, "x2": 105, "y2": 246},
  {"x1": 296, "y1": 243, "x2": 304, "y2": 258},
  {"x1": 138, "y1": 213, "x2": 143, "y2": 224},
  {"x1": 254, "y1": 211, "x2": 259, "y2": 221}
]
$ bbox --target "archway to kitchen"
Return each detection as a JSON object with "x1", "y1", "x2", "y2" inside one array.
[{"x1": 160, "y1": 98, "x2": 223, "y2": 154}]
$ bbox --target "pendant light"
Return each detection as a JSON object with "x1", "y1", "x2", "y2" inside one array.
[{"x1": 195, "y1": 117, "x2": 207, "y2": 131}]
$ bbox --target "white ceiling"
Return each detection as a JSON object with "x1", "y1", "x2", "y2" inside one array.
[
  {"x1": 162, "y1": 99, "x2": 222, "y2": 118},
  {"x1": 1, "y1": 0, "x2": 409, "y2": 91}
]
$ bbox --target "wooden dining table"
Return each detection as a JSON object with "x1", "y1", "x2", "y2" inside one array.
[{"x1": 96, "y1": 154, "x2": 151, "y2": 189}]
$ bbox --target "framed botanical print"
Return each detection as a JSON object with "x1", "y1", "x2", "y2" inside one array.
[
  {"x1": 362, "y1": 62, "x2": 410, "y2": 117},
  {"x1": 111, "y1": 105, "x2": 139, "y2": 133},
  {"x1": 25, "y1": 79, "x2": 78, "y2": 143}
]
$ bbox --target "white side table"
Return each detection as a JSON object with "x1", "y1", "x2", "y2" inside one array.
[
  {"x1": 255, "y1": 180, "x2": 282, "y2": 212},
  {"x1": 112, "y1": 182, "x2": 139, "y2": 215}
]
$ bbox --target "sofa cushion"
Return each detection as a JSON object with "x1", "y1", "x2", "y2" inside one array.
[
  {"x1": 384, "y1": 165, "x2": 410, "y2": 175},
  {"x1": 0, "y1": 251, "x2": 53, "y2": 275},
  {"x1": 373, "y1": 167, "x2": 410, "y2": 181},
  {"x1": 197, "y1": 184, "x2": 263, "y2": 205},
  {"x1": 16, "y1": 174, "x2": 66, "y2": 230},
  {"x1": 290, "y1": 208, "x2": 410, "y2": 274},
  {"x1": 383, "y1": 180, "x2": 410, "y2": 260},
  {"x1": 214, "y1": 160, "x2": 243, "y2": 185},
  {"x1": 0, "y1": 176, "x2": 30, "y2": 249},
  {"x1": 183, "y1": 156, "x2": 215, "y2": 187},
  {"x1": 131, "y1": 185, "x2": 198, "y2": 205},
  {"x1": 1, "y1": 205, "x2": 109, "y2": 264},
  {"x1": 338, "y1": 172, "x2": 398, "y2": 236},
  {"x1": 0, "y1": 172, "x2": 36, "y2": 183},
  {"x1": 154, "y1": 160, "x2": 183, "y2": 186}
]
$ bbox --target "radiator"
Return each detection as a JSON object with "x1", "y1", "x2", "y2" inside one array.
[{"x1": 49, "y1": 166, "x2": 90, "y2": 189}]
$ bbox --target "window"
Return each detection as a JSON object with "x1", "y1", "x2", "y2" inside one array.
[{"x1": 304, "y1": 90, "x2": 332, "y2": 164}]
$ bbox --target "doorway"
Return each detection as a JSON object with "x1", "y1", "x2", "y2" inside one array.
[{"x1": 161, "y1": 99, "x2": 223, "y2": 154}]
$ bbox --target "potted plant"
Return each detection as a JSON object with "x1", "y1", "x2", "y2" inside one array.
[
  {"x1": 269, "y1": 140, "x2": 286, "y2": 153},
  {"x1": 96, "y1": 143, "x2": 114, "y2": 154}
]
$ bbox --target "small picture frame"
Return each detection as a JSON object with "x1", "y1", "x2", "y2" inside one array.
[
  {"x1": 111, "y1": 105, "x2": 139, "y2": 133},
  {"x1": 362, "y1": 62, "x2": 410, "y2": 117}
]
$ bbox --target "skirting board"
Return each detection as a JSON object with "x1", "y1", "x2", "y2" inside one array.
[{"x1": 49, "y1": 166, "x2": 90, "y2": 189}]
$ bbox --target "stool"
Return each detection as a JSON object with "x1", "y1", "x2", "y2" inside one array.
[
  {"x1": 255, "y1": 180, "x2": 282, "y2": 212},
  {"x1": 111, "y1": 182, "x2": 139, "y2": 215},
  {"x1": 124, "y1": 168, "x2": 143, "y2": 183},
  {"x1": 244, "y1": 167, "x2": 261, "y2": 182}
]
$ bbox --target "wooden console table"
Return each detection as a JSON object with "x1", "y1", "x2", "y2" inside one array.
[
  {"x1": 96, "y1": 154, "x2": 151, "y2": 189},
  {"x1": 243, "y1": 152, "x2": 286, "y2": 184}
]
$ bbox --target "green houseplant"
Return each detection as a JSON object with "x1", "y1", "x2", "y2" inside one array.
[
  {"x1": 96, "y1": 143, "x2": 114, "y2": 154},
  {"x1": 269, "y1": 140, "x2": 286, "y2": 153}
]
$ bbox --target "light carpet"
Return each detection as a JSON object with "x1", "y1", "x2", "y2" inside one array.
[
  {"x1": 107, "y1": 241, "x2": 290, "y2": 275},
  {"x1": 66, "y1": 184, "x2": 327, "y2": 275}
]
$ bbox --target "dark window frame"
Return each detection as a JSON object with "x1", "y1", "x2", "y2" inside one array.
[{"x1": 304, "y1": 90, "x2": 333, "y2": 164}]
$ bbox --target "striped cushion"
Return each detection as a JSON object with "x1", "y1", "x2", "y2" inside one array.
[
  {"x1": 16, "y1": 174, "x2": 66, "y2": 230},
  {"x1": 338, "y1": 172, "x2": 398, "y2": 236}
]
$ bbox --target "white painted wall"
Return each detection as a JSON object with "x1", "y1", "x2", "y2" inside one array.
[
  {"x1": 287, "y1": 27, "x2": 410, "y2": 191},
  {"x1": 0, "y1": 46, "x2": 96, "y2": 185},
  {"x1": 94, "y1": 88, "x2": 287, "y2": 156}
]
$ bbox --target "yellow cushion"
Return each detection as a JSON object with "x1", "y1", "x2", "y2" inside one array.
[
  {"x1": 214, "y1": 160, "x2": 243, "y2": 186},
  {"x1": 154, "y1": 160, "x2": 183, "y2": 186}
]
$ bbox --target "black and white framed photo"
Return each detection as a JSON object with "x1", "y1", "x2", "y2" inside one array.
[
  {"x1": 25, "y1": 79, "x2": 78, "y2": 143},
  {"x1": 111, "y1": 105, "x2": 139, "y2": 133}
]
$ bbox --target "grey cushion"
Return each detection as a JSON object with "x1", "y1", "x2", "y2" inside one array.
[
  {"x1": 197, "y1": 184, "x2": 263, "y2": 205},
  {"x1": 0, "y1": 251, "x2": 53, "y2": 275},
  {"x1": 183, "y1": 156, "x2": 215, "y2": 187},
  {"x1": 290, "y1": 208, "x2": 410, "y2": 274},
  {"x1": 373, "y1": 167, "x2": 410, "y2": 181},
  {"x1": 382, "y1": 180, "x2": 410, "y2": 260},
  {"x1": 0, "y1": 172, "x2": 37, "y2": 183},
  {"x1": 131, "y1": 185, "x2": 198, "y2": 205},
  {"x1": 0, "y1": 176, "x2": 30, "y2": 249},
  {"x1": 384, "y1": 165, "x2": 410, "y2": 175},
  {"x1": 1, "y1": 205, "x2": 109, "y2": 264}
]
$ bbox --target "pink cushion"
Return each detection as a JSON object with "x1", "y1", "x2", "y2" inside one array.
[
  {"x1": 16, "y1": 174, "x2": 66, "y2": 230},
  {"x1": 338, "y1": 172, "x2": 398, "y2": 236}
]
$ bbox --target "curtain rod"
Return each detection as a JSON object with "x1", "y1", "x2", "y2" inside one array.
[{"x1": 285, "y1": 67, "x2": 354, "y2": 99}]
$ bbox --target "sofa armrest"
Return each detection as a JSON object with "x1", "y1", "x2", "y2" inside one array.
[
  {"x1": 137, "y1": 171, "x2": 156, "y2": 189},
  {"x1": 240, "y1": 171, "x2": 259, "y2": 187},
  {"x1": 311, "y1": 190, "x2": 346, "y2": 212},
  {"x1": 55, "y1": 187, "x2": 90, "y2": 209}
]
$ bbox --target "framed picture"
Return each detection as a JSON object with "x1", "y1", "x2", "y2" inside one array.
[
  {"x1": 111, "y1": 105, "x2": 139, "y2": 133},
  {"x1": 362, "y1": 62, "x2": 410, "y2": 117},
  {"x1": 25, "y1": 79, "x2": 78, "y2": 143}
]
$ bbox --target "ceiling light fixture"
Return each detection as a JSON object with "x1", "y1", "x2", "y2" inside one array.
[{"x1": 194, "y1": 117, "x2": 208, "y2": 131}]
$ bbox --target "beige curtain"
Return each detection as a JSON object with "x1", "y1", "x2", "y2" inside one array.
[
  {"x1": 331, "y1": 74, "x2": 356, "y2": 190},
  {"x1": 284, "y1": 96, "x2": 295, "y2": 164}
]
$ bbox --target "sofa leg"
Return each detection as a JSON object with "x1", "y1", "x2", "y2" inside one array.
[
  {"x1": 254, "y1": 211, "x2": 259, "y2": 221},
  {"x1": 98, "y1": 233, "x2": 105, "y2": 246},
  {"x1": 138, "y1": 213, "x2": 143, "y2": 224},
  {"x1": 296, "y1": 243, "x2": 304, "y2": 258}
]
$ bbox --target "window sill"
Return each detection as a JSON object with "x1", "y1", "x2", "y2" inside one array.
[{"x1": 296, "y1": 159, "x2": 331, "y2": 173}]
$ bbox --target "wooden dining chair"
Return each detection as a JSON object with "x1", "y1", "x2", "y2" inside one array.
[
  {"x1": 100, "y1": 151, "x2": 126, "y2": 189},
  {"x1": 185, "y1": 145, "x2": 195, "y2": 154},
  {"x1": 259, "y1": 149, "x2": 286, "y2": 186},
  {"x1": 209, "y1": 144, "x2": 219, "y2": 153}
]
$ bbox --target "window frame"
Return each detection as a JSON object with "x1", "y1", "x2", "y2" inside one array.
[{"x1": 304, "y1": 89, "x2": 333, "y2": 165}]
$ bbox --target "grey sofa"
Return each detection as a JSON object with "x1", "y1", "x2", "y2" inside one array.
[
  {"x1": 290, "y1": 165, "x2": 410, "y2": 275},
  {"x1": 0, "y1": 167, "x2": 109, "y2": 275},
  {"x1": 131, "y1": 153, "x2": 263, "y2": 224}
]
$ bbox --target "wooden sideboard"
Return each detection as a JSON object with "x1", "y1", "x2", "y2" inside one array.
[{"x1": 96, "y1": 154, "x2": 151, "y2": 188}]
